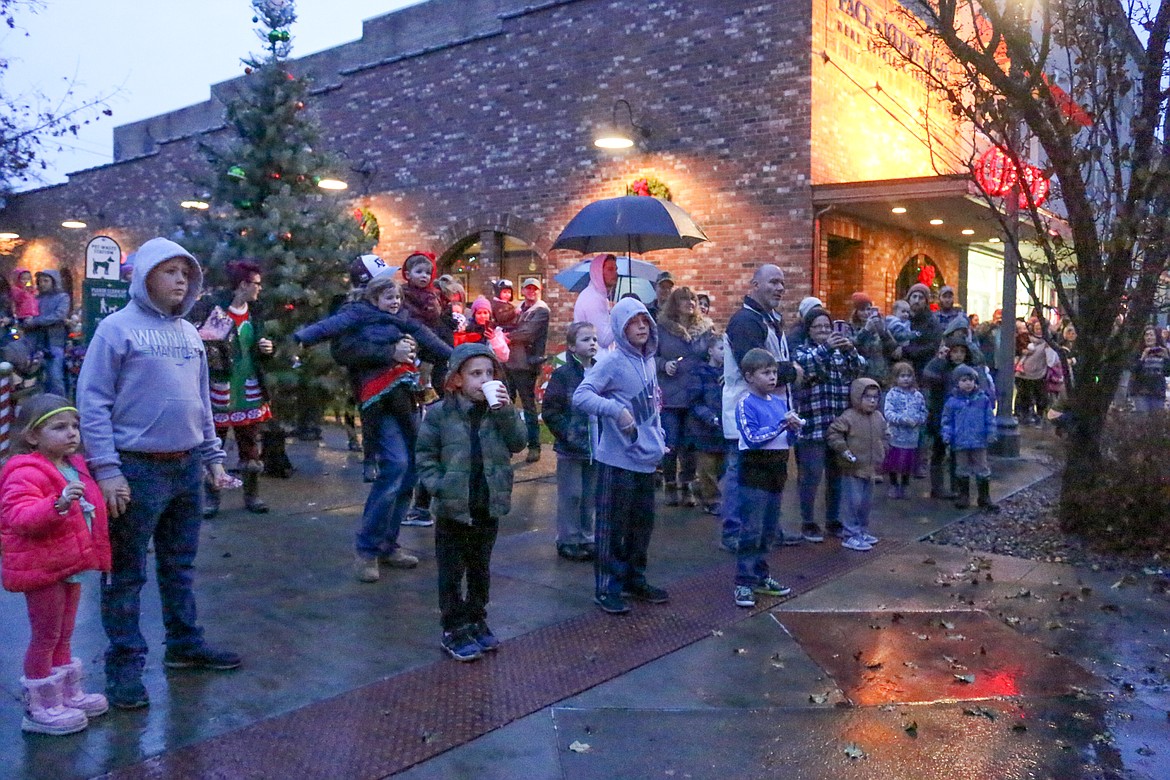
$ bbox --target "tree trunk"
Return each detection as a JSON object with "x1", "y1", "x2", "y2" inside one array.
[{"x1": 1058, "y1": 372, "x2": 1115, "y2": 534}]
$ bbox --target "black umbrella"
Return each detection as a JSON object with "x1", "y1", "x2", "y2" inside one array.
[{"x1": 552, "y1": 196, "x2": 709, "y2": 255}]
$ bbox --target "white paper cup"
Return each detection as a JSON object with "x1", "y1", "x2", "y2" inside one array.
[{"x1": 482, "y1": 379, "x2": 506, "y2": 409}]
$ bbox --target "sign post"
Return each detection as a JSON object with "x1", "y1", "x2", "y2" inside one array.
[{"x1": 82, "y1": 236, "x2": 129, "y2": 344}]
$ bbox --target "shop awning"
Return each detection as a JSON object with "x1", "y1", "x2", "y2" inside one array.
[{"x1": 811, "y1": 175, "x2": 1041, "y2": 246}]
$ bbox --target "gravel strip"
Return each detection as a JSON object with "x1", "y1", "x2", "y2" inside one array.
[{"x1": 926, "y1": 474, "x2": 1168, "y2": 574}]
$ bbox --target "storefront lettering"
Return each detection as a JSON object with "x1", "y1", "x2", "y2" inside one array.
[{"x1": 834, "y1": 0, "x2": 950, "y2": 85}]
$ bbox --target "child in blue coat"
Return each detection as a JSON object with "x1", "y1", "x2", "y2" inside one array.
[{"x1": 940, "y1": 364, "x2": 998, "y2": 512}]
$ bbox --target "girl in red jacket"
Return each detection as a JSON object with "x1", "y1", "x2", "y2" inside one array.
[{"x1": 1, "y1": 394, "x2": 111, "y2": 735}]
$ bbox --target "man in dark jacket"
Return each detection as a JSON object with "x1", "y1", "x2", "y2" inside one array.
[
  {"x1": 504, "y1": 278, "x2": 550, "y2": 462},
  {"x1": 23, "y1": 269, "x2": 71, "y2": 396},
  {"x1": 719, "y1": 264, "x2": 802, "y2": 550},
  {"x1": 902, "y1": 283, "x2": 943, "y2": 379}
]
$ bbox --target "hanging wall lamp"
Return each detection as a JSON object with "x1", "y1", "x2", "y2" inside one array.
[{"x1": 595, "y1": 99, "x2": 649, "y2": 150}]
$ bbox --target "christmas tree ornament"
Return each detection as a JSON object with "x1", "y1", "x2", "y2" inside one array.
[
  {"x1": 270, "y1": 171, "x2": 282, "y2": 179},
  {"x1": 295, "y1": 101, "x2": 305, "y2": 110},
  {"x1": 227, "y1": 165, "x2": 247, "y2": 180},
  {"x1": 280, "y1": 231, "x2": 293, "y2": 241},
  {"x1": 245, "y1": 67, "x2": 253, "y2": 75}
]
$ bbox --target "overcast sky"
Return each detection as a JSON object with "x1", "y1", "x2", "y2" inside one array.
[{"x1": 3, "y1": 0, "x2": 422, "y2": 191}]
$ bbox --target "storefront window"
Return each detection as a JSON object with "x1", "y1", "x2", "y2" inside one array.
[{"x1": 444, "y1": 232, "x2": 542, "y2": 299}]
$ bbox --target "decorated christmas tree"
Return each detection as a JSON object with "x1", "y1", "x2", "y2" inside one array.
[{"x1": 175, "y1": 0, "x2": 372, "y2": 430}]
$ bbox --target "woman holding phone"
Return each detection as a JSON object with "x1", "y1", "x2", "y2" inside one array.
[
  {"x1": 655, "y1": 286, "x2": 715, "y2": 507},
  {"x1": 792, "y1": 306, "x2": 866, "y2": 542}
]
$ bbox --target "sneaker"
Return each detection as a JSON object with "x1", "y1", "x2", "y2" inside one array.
[
  {"x1": 401, "y1": 509, "x2": 434, "y2": 527},
  {"x1": 703, "y1": 503, "x2": 721, "y2": 516},
  {"x1": 594, "y1": 593, "x2": 631, "y2": 614},
  {"x1": 378, "y1": 549, "x2": 419, "y2": 569},
  {"x1": 841, "y1": 536, "x2": 873, "y2": 552},
  {"x1": 106, "y1": 678, "x2": 150, "y2": 710},
  {"x1": 623, "y1": 582, "x2": 670, "y2": 604},
  {"x1": 468, "y1": 620, "x2": 499, "y2": 652},
  {"x1": 354, "y1": 555, "x2": 379, "y2": 583},
  {"x1": 860, "y1": 533, "x2": 880, "y2": 545},
  {"x1": 753, "y1": 577, "x2": 793, "y2": 597},
  {"x1": 734, "y1": 585, "x2": 756, "y2": 608},
  {"x1": 525, "y1": 446, "x2": 541, "y2": 464},
  {"x1": 801, "y1": 525, "x2": 825, "y2": 543},
  {"x1": 441, "y1": 629, "x2": 483, "y2": 662},
  {"x1": 557, "y1": 544, "x2": 591, "y2": 562},
  {"x1": 781, "y1": 533, "x2": 803, "y2": 546},
  {"x1": 163, "y1": 645, "x2": 242, "y2": 670}
]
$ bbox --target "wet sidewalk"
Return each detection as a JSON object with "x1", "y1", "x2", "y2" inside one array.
[{"x1": 0, "y1": 428, "x2": 1164, "y2": 779}]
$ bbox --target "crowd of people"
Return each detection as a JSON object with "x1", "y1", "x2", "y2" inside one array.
[{"x1": 3, "y1": 237, "x2": 1170, "y2": 735}]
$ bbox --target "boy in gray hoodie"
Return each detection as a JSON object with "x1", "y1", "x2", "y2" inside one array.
[
  {"x1": 77, "y1": 237, "x2": 241, "y2": 710},
  {"x1": 572, "y1": 298, "x2": 669, "y2": 614}
]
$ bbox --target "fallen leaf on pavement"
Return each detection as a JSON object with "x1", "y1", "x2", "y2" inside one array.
[
  {"x1": 843, "y1": 743, "x2": 867, "y2": 760},
  {"x1": 568, "y1": 741, "x2": 591, "y2": 753},
  {"x1": 963, "y1": 706, "x2": 997, "y2": 720}
]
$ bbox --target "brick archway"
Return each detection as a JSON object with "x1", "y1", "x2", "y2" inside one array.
[{"x1": 434, "y1": 212, "x2": 554, "y2": 268}]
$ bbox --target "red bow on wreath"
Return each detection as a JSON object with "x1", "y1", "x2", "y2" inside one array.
[{"x1": 917, "y1": 266, "x2": 936, "y2": 287}]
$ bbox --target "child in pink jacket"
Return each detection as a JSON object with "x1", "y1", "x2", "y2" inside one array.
[{"x1": 1, "y1": 394, "x2": 111, "y2": 736}]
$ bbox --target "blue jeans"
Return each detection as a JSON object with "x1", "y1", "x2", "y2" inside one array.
[
  {"x1": 43, "y1": 344, "x2": 66, "y2": 396},
  {"x1": 840, "y1": 476, "x2": 873, "y2": 539},
  {"x1": 735, "y1": 485, "x2": 782, "y2": 586},
  {"x1": 719, "y1": 442, "x2": 741, "y2": 545},
  {"x1": 101, "y1": 452, "x2": 205, "y2": 683},
  {"x1": 796, "y1": 441, "x2": 843, "y2": 533},
  {"x1": 356, "y1": 414, "x2": 416, "y2": 558}
]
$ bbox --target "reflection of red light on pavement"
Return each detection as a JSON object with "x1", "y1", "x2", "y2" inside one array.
[{"x1": 978, "y1": 668, "x2": 1021, "y2": 697}]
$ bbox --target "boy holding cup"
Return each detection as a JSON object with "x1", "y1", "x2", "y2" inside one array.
[{"x1": 416, "y1": 343, "x2": 526, "y2": 661}]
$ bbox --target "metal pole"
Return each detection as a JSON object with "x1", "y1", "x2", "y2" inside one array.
[{"x1": 993, "y1": 182, "x2": 1021, "y2": 457}]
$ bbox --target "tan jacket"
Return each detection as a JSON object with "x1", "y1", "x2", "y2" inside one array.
[{"x1": 827, "y1": 377, "x2": 889, "y2": 479}]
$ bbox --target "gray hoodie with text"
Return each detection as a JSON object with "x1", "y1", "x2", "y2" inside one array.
[
  {"x1": 572, "y1": 297, "x2": 666, "y2": 474},
  {"x1": 77, "y1": 237, "x2": 225, "y2": 482}
]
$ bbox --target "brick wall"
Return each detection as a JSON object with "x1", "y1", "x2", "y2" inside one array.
[{"x1": 2, "y1": 0, "x2": 822, "y2": 337}]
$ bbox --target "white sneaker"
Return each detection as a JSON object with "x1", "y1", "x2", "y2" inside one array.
[
  {"x1": 734, "y1": 585, "x2": 756, "y2": 608},
  {"x1": 860, "y1": 533, "x2": 880, "y2": 545},
  {"x1": 841, "y1": 536, "x2": 873, "y2": 552}
]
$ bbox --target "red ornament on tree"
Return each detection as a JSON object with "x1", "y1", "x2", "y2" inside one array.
[
  {"x1": 270, "y1": 171, "x2": 282, "y2": 179},
  {"x1": 974, "y1": 147, "x2": 1018, "y2": 195},
  {"x1": 295, "y1": 101, "x2": 305, "y2": 110}
]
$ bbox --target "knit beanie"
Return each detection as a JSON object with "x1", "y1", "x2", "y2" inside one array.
[
  {"x1": 906, "y1": 283, "x2": 931, "y2": 301},
  {"x1": 952, "y1": 364, "x2": 979, "y2": 384},
  {"x1": 798, "y1": 296, "x2": 824, "y2": 319},
  {"x1": 939, "y1": 285, "x2": 955, "y2": 296},
  {"x1": 470, "y1": 296, "x2": 492, "y2": 315},
  {"x1": 850, "y1": 291, "x2": 872, "y2": 307},
  {"x1": 802, "y1": 305, "x2": 831, "y2": 334}
]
